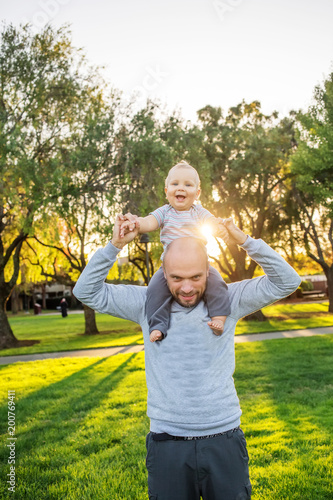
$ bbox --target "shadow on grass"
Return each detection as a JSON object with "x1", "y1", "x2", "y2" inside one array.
[
  {"x1": 0, "y1": 353, "x2": 149, "y2": 499},
  {"x1": 235, "y1": 335, "x2": 333, "y2": 499},
  {"x1": 0, "y1": 354, "x2": 137, "y2": 454},
  {"x1": 260, "y1": 335, "x2": 332, "y2": 435}
]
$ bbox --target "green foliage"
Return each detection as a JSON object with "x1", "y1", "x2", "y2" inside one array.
[
  {"x1": 291, "y1": 72, "x2": 333, "y2": 215},
  {"x1": 0, "y1": 23, "x2": 89, "y2": 345},
  {"x1": 116, "y1": 103, "x2": 173, "y2": 215},
  {"x1": 289, "y1": 72, "x2": 333, "y2": 311},
  {"x1": 0, "y1": 23, "x2": 129, "y2": 342},
  {"x1": 0, "y1": 24, "x2": 81, "y2": 231},
  {"x1": 198, "y1": 101, "x2": 296, "y2": 281},
  {"x1": 117, "y1": 102, "x2": 212, "y2": 216},
  {"x1": 199, "y1": 101, "x2": 295, "y2": 237},
  {"x1": 300, "y1": 280, "x2": 314, "y2": 291}
]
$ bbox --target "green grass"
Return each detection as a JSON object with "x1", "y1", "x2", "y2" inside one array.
[
  {"x1": 236, "y1": 336, "x2": 333, "y2": 499},
  {"x1": 1, "y1": 313, "x2": 143, "y2": 357},
  {"x1": 0, "y1": 335, "x2": 332, "y2": 499},
  {"x1": 236, "y1": 301, "x2": 333, "y2": 335},
  {"x1": 1, "y1": 301, "x2": 333, "y2": 358}
]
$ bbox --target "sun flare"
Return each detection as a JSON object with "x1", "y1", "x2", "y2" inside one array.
[{"x1": 200, "y1": 224, "x2": 223, "y2": 260}]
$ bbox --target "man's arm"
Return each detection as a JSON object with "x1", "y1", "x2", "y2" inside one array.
[
  {"x1": 218, "y1": 219, "x2": 301, "y2": 320},
  {"x1": 73, "y1": 215, "x2": 147, "y2": 324}
]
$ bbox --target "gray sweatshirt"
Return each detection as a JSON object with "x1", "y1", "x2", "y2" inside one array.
[{"x1": 73, "y1": 237, "x2": 301, "y2": 436}]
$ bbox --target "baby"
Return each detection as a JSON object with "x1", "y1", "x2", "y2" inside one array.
[{"x1": 120, "y1": 160, "x2": 231, "y2": 342}]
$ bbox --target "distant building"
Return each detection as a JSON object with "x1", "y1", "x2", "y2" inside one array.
[
  {"x1": 34, "y1": 283, "x2": 72, "y2": 300},
  {"x1": 301, "y1": 274, "x2": 327, "y2": 293}
]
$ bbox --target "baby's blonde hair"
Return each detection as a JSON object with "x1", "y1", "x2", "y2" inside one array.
[{"x1": 165, "y1": 160, "x2": 201, "y2": 188}]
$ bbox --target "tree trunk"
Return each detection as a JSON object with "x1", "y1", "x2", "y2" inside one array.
[
  {"x1": 70, "y1": 286, "x2": 78, "y2": 309},
  {"x1": 42, "y1": 283, "x2": 47, "y2": 309},
  {"x1": 9, "y1": 286, "x2": 20, "y2": 314},
  {"x1": 327, "y1": 268, "x2": 333, "y2": 313},
  {"x1": 83, "y1": 304, "x2": 99, "y2": 335},
  {"x1": 0, "y1": 295, "x2": 19, "y2": 349},
  {"x1": 244, "y1": 310, "x2": 267, "y2": 322}
]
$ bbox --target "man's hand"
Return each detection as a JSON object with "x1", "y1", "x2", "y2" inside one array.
[
  {"x1": 111, "y1": 214, "x2": 140, "y2": 249},
  {"x1": 217, "y1": 218, "x2": 248, "y2": 246}
]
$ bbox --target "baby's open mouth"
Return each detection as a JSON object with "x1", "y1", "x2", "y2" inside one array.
[{"x1": 176, "y1": 195, "x2": 185, "y2": 201}]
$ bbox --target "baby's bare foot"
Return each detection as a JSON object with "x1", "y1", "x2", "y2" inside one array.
[
  {"x1": 150, "y1": 330, "x2": 164, "y2": 342},
  {"x1": 207, "y1": 317, "x2": 226, "y2": 336}
]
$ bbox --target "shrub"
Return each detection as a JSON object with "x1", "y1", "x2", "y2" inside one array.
[{"x1": 300, "y1": 280, "x2": 314, "y2": 291}]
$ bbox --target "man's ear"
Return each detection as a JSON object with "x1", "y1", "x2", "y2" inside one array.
[{"x1": 162, "y1": 264, "x2": 167, "y2": 279}]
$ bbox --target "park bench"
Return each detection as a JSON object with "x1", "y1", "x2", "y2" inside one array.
[{"x1": 301, "y1": 290, "x2": 326, "y2": 299}]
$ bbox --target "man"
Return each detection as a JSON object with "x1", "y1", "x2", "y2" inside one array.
[{"x1": 73, "y1": 216, "x2": 301, "y2": 500}]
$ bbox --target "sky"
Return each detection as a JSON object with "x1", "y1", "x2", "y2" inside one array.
[{"x1": 2, "y1": 0, "x2": 333, "y2": 122}]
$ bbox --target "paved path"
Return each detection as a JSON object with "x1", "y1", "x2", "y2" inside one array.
[{"x1": 1, "y1": 326, "x2": 333, "y2": 366}]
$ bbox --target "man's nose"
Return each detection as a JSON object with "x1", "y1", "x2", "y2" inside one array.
[{"x1": 181, "y1": 281, "x2": 193, "y2": 294}]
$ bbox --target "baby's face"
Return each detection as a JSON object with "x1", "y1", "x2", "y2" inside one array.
[{"x1": 165, "y1": 167, "x2": 200, "y2": 211}]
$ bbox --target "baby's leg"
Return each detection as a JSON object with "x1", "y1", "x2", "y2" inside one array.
[
  {"x1": 205, "y1": 266, "x2": 231, "y2": 336},
  {"x1": 146, "y1": 267, "x2": 172, "y2": 342}
]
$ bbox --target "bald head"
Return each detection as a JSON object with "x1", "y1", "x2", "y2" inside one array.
[
  {"x1": 163, "y1": 238, "x2": 208, "y2": 272},
  {"x1": 163, "y1": 238, "x2": 209, "y2": 308}
]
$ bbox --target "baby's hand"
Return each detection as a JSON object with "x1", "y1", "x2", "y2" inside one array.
[
  {"x1": 119, "y1": 220, "x2": 136, "y2": 237},
  {"x1": 216, "y1": 218, "x2": 231, "y2": 244},
  {"x1": 119, "y1": 213, "x2": 140, "y2": 238}
]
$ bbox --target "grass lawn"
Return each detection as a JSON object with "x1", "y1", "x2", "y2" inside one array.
[
  {"x1": 236, "y1": 301, "x2": 333, "y2": 335},
  {"x1": 0, "y1": 335, "x2": 332, "y2": 499},
  {"x1": 1, "y1": 301, "x2": 333, "y2": 358},
  {"x1": 1, "y1": 313, "x2": 143, "y2": 357}
]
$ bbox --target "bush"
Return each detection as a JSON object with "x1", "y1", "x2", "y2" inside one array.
[{"x1": 300, "y1": 280, "x2": 314, "y2": 291}]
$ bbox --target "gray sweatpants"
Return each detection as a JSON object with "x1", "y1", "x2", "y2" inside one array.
[
  {"x1": 146, "y1": 265, "x2": 231, "y2": 335},
  {"x1": 146, "y1": 428, "x2": 252, "y2": 499}
]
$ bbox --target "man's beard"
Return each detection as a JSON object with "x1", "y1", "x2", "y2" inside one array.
[
  {"x1": 170, "y1": 279, "x2": 207, "y2": 308},
  {"x1": 173, "y1": 293, "x2": 200, "y2": 308}
]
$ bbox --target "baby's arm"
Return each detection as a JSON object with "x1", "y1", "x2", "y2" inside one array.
[{"x1": 120, "y1": 213, "x2": 159, "y2": 237}]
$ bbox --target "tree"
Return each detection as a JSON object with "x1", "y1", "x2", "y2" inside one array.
[
  {"x1": 127, "y1": 238, "x2": 162, "y2": 284},
  {"x1": 29, "y1": 87, "x2": 124, "y2": 334},
  {"x1": 0, "y1": 24, "x2": 84, "y2": 348},
  {"x1": 198, "y1": 101, "x2": 296, "y2": 283},
  {"x1": 290, "y1": 72, "x2": 333, "y2": 311},
  {"x1": 117, "y1": 101, "x2": 212, "y2": 215},
  {"x1": 116, "y1": 102, "x2": 214, "y2": 282},
  {"x1": 116, "y1": 102, "x2": 175, "y2": 216}
]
